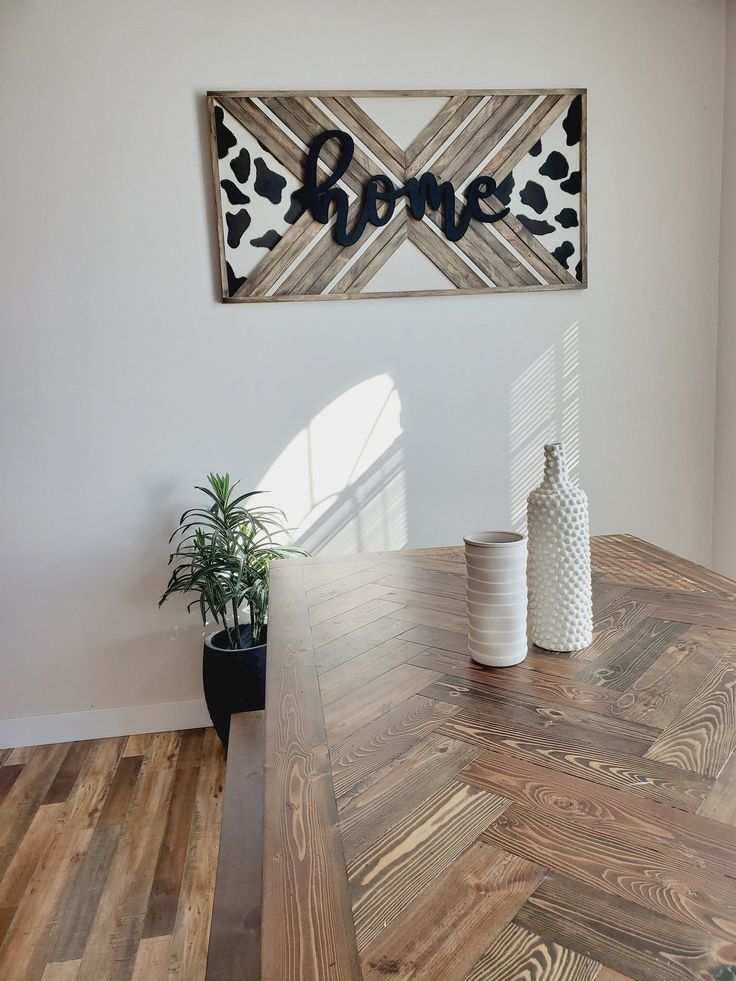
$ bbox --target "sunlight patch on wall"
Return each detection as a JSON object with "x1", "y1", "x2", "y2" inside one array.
[
  {"x1": 259, "y1": 375, "x2": 407, "y2": 555},
  {"x1": 509, "y1": 322, "x2": 580, "y2": 532}
]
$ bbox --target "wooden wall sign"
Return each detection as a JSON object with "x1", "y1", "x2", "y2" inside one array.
[{"x1": 207, "y1": 89, "x2": 587, "y2": 302}]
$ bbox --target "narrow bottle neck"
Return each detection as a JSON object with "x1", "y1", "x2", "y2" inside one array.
[{"x1": 543, "y1": 444, "x2": 568, "y2": 484}]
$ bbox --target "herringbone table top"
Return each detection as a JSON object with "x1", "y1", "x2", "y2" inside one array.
[{"x1": 263, "y1": 535, "x2": 736, "y2": 980}]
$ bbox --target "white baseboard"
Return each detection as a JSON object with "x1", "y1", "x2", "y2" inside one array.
[{"x1": 0, "y1": 699, "x2": 211, "y2": 748}]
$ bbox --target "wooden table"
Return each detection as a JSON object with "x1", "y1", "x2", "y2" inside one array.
[{"x1": 213, "y1": 534, "x2": 736, "y2": 980}]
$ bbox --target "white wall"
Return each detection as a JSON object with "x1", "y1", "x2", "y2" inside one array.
[
  {"x1": 0, "y1": 0, "x2": 726, "y2": 741},
  {"x1": 714, "y1": 0, "x2": 736, "y2": 577}
]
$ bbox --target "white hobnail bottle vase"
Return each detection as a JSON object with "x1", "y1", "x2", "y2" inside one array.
[{"x1": 527, "y1": 443, "x2": 592, "y2": 652}]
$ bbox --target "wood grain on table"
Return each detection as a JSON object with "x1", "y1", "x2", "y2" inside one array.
[{"x1": 256, "y1": 535, "x2": 736, "y2": 979}]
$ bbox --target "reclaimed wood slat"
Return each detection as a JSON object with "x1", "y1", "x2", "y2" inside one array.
[
  {"x1": 422, "y1": 677, "x2": 658, "y2": 757},
  {"x1": 459, "y1": 748, "x2": 736, "y2": 879},
  {"x1": 315, "y1": 616, "x2": 409, "y2": 674},
  {"x1": 405, "y1": 95, "x2": 483, "y2": 172},
  {"x1": 29, "y1": 741, "x2": 134, "y2": 971},
  {"x1": 485, "y1": 95, "x2": 574, "y2": 190},
  {"x1": 439, "y1": 710, "x2": 711, "y2": 811},
  {"x1": 168, "y1": 728, "x2": 226, "y2": 981},
  {"x1": 96, "y1": 754, "x2": 143, "y2": 827},
  {"x1": 425, "y1": 95, "x2": 519, "y2": 180},
  {"x1": 406, "y1": 220, "x2": 487, "y2": 289},
  {"x1": 645, "y1": 655, "x2": 736, "y2": 776},
  {"x1": 319, "y1": 638, "x2": 427, "y2": 707},
  {"x1": 0, "y1": 803, "x2": 65, "y2": 914},
  {"x1": 374, "y1": 586, "x2": 464, "y2": 615},
  {"x1": 205, "y1": 712, "x2": 263, "y2": 981},
  {"x1": 0, "y1": 905, "x2": 14, "y2": 948},
  {"x1": 332, "y1": 216, "x2": 408, "y2": 294},
  {"x1": 143, "y1": 730, "x2": 203, "y2": 939},
  {"x1": 517, "y1": 873, "x2": 736, "y2": 981},
  {"x1": 576, "y1": 618, "x2": 688, "y2": 690},
  {"x1": 43, "y1": 742, "x2": 94, "y2": 805},
  {"x1": 215, "y1": 97, "x2": 305, "y2": 181},
  {"x1": 606, "y1": 626, "x2": 734, "y2": 728},
  {"x1": 592, "y1": 536, "x2": 715, "y2": 594},
  {"x1": 465, "y1": 920, "x2": 600, "y2": 981},
  {"x1": 0, "y1": 823, "x2": 95, "y2": 980},
  {"x1": 50, "y1": 825, "x2": 122, "y2": 963},
  {"x1": 572, "y1": 597, "x2": 658, "y2": 661},
  {"x1": 0, "y1": 766, "x2": 23, "y2": 806},
  {"x1": 262, "y1": 96, "x2": 372, "y2": 193},
  {"x1": 329, "y1": 695, "x2": 459, "y2": 802},
  {"x1": 239, "y1": 210, "x2": 325, "y2": 299},
  {"x1": 319, "y1": 96, "x2": 406, "y2": 176},
  {"x1": 416, "y1": 197, "x2": 530, "y2": 288},
  {"x1": 51, "y1": 753, "x2": 144, "y2": 964},
  {"x1": 485, "y1": 803, "x2": 736, "y2": 944},
  {"x1": 75, "y1": 733, "x2": 181, "y2": 981},
  {"x1": 308, "y1": 582, "x2": 392, "y2": 626},
  {"x1": 349, "y1": 780, "x2": 509, "y2": 950},
  {"x1": 4, "y1": 747, "x2": 35, "y2": 765},
  {"x1": 361, "y1": 842, "x2": 545, "y2": 981},
  {"x1": 0, "y1": 743, "x2": 69, "y2": 881},
  {"x1": 465, "y1": 198, "x2": 575, "y2": 286},
  {"x1": 390, "y1": 604, "x2": 468, "y2": 632},
  {"x1": 310, "y1": 598, "x2": 404, "y2": 649},
  {"x1": 338, "y1": 732, "x2": 480, "y2": 862},
  {"x1": 130, "y1": 936, "x2": 170, "y2": 981},
  {"x1": 699, "y1": 750, "x2": 736, "y2": 825},
  {"x1": 374, "y1": 571, "x2": 466, "y2": 598},
  {"x1": 396, "y1": 624, "x2": 582, "y2": 679},
  {"x1": 614, "y1": 535, "x2": 736, "y2": 599},
  {"x1": 409, "y1": 646, "x2": 621, "y2": 713},
  {"x1": 261, "y1": 563, "x2": 360, "y2": 980},
  {"x1": 324, "y1": 664, "x2": 441, "y2": 745},
  {"x1": 305, "y1": 565, "x2": 384, "y2": 607},
  {"x1": 436, "y1": 95, "x2": 539, "y2": 188},
  {"x1": 64, "y1": 736, "x2": 129, "y2": 829},
  {"x1": 451, "y1": 214, "x2": 540, "y2": 287},
  {"x1": 278, "y1": 201, "x2": 367, "y2": 297},
  {"x1": 41, "y1": 961, "x2": 82, "y2": 981}
]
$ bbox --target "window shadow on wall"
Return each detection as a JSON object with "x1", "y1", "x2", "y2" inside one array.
[
  {"x1": 258, "y1": 373, "x2": 407, "y2": 555},
  {"x1": 509, "y1": 320, "x2": 581, "y2": 532}
]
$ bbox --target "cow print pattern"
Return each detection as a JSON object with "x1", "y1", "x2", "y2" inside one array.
[
  {"x1": 214, "y1": 102, "x2": 301, "y2": 293},
  {"x1": 498, "y1": 96, "x2": 583, "y2": 281}
]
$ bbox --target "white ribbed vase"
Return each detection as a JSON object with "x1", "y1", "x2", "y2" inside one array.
[
  {"x1": 464, "y1": 532, "x2": 528, "y2": 667},
  {"x1": 527, "y1": 443, "x2": 593, "y2": 652}
]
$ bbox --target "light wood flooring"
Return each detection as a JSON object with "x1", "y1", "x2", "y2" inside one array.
[{"x1": 0, "y1": 727, "x2": 225, "y2": 981}]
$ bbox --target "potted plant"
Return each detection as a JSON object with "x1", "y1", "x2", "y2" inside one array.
[{"x1": 160, "y1": 473, "x2": 303, "y2": 748}]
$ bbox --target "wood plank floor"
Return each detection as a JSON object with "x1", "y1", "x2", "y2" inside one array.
[
  {"x1": 0, "y1": 728, "x2": 225, "y2": 981},
  {"x1": 259, "y1": 535, "x2": 736, "y2": 980}
]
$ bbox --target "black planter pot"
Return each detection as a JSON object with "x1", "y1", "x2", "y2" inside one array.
[{"x1": 202, "y1": 624, "x2": 266, "y2": 750}]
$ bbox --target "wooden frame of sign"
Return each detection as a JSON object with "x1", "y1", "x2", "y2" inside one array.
[{"x1": 207, "y1": 89, "x2": 587, "y2": 302}]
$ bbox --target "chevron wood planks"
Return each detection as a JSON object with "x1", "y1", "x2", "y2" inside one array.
[{"x1": 249, "y1": 535, "x2": 736, "y2": 978}]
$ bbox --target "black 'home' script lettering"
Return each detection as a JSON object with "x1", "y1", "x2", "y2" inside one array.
[{"x1": 303, "y1": 130, "x2": 510, "y2": 247}]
